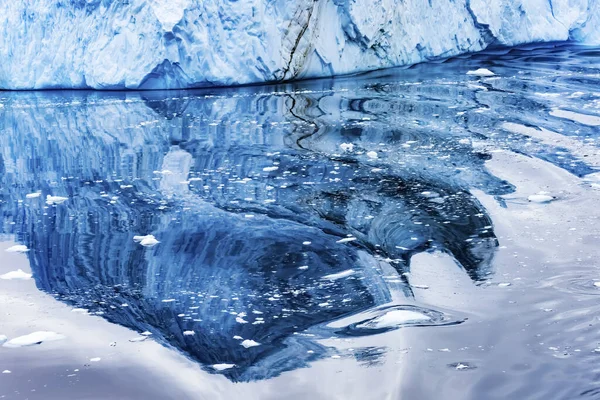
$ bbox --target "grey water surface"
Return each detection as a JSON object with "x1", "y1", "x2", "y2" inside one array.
[{"x1": 1, "y1": 42, "x2": 600, "y2": 400}]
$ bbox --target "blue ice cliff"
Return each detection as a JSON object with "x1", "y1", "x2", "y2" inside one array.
[
  {"x1": 0, "y1": 0, "x2": 600, "y2": 89},
  {"x1": 1, "y1": 1, "x2": 600, "y2": 88}
]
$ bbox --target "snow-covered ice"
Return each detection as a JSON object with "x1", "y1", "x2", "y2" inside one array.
[
  {"x1": 2, "y1": 331, "x2": 65, "y2": 348},
  {"x1": 0, "y1": 269, "x2": 32, "y2": 280},
  {"x1": 5, "y1": 245, "x2": 29, "y2": 253}
]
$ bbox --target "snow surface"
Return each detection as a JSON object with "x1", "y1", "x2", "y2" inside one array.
[
  {"x1": 2, "y1": 331, "x2": 65, "y2": 348},
  {"x1": 1, "y1": 0, "x2": 599, "y2": 89}
]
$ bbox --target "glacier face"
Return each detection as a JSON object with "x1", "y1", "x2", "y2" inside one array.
[{"x1": 0, "y1": 0, "x2": 599, "y2": 89}]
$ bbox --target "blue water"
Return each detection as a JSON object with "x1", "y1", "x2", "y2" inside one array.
[{"x1": 1, "y1": 43, "x2": 600, "y2": 399}]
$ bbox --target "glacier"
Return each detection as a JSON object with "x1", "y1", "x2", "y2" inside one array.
[
  {"x1": 1, "y1": 0, "x2": 599, "y2": 90},
  {"x1": 0, "y1": 0, "x2": 600, "y2": 90}
]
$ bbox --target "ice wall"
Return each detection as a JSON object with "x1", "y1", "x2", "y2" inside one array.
[{"x1": 1, "y1": 0, "x2": 599, "y2": 89}]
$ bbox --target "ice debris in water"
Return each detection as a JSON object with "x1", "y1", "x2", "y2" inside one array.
[
  {"x1": 0, "y1": 269, "x2": 32, "y2": 280},
  {"x1": 322, "y1": 269, "x2": 356, "y2": 281},
  {"x1": 5, "y1": 245, "x2": 29, "y2": 253},
  {"x1": 366, "y1": 151, "x2": 378, "y2": 159},
  {"x1": 498, "y1": 283, "x2": 512, "y2": 288},
  {"x1": 183, "y1": 330, "x2": 195, "y2": 336},
  {"x1": 241, "y1": 339, "x2": 260, "y2": 348},
  {"x1": 340, "y1": 143, "x2": 354, "y2": 152},
  {"x1": 2, "y1": 370, "x2": 11, "y2": 374},
  {"x1": 212, "y1": 364, "x2": 235, "y2": 371},
  {"x1": 25, "y1": 192, "x2": 41, "y2": 199},
  {"x1": 528, "y1": 193, "x2": 555, "y2": 203},
  {"x1": 262, "y1": 166, "x2": 279, "y2": 172},
  {"x1": 89, "y1": 357, "x2": 101, "y2": 362},
  {"x1": 336, "y1": 236, "x2": 357, "y2": 244},
  {"x1": 133, "y1": 235, "x2": 159, "y2": 247},
  {"x1": 3, "y1": 331, "x2": 65, "y2": 348},
  {"x1": 364, "y1": 310, "x2": 431, "y2": 329},
  {"x1": 467, "y1": 68, "x2": 495, "y2": 77},
  {"x1": 46, "y1": 195, "x2": 68, "y2": 205}
]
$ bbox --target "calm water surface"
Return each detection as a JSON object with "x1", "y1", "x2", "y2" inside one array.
[{"x1": 1, "y1": 43, "x2": 600, "y2": 399}]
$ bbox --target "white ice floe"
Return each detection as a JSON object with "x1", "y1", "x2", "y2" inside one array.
[
  {"x1": 467, "y1": 68, "x2": 495, "y2": 77},
  {"x1": 212, "y1": 363, "x2": 235, "y2": 371},
  {"x1": 593, "y1": 282, "x2": 600, "y2": 288},
  {"x1": 498, "y1": 282, "x2": 512, "y2": 288},
  {"x1": 89, "y1": 357, "x2": 101, "y2": 362},
  {"x1": 241, "y1": 339, "x2": 260, "y2": 348},
  {"x1": 133, "y1": 235, "x2": 159, "y2": 247},
  {"x1": 366, "y1": 151, "x2": 378, "y2": 159},
  {"x1": 141, "y1": 331, "x2": 153, "y2": 336},
  {"x1": 528, "y1": 194, "x2": 555, "y2": 203},
  {"x1": 262, "y1": 166, "x2": 279, "y2": 172},
  {"x1": 367, "y1": 310, "x2": 431, "y2": 329},
  {"x1": 46, "y1": 195, "x2": 68, "y2": 205},
  {"x1": 3, "y1": 331, "x2": 65, "y2": 348},
  {"x1": 183, "y1": 330, "x2": 195, "y2": 336},
  {"x1": 336, "y1": 237, "x2": 357, "y2": 244},
  {"x1": 0, "y1": 269, "x2": 32, "y2": 280},
  {"x1": 340, "y1": 143, "x2": 354, "y2": 152},
  {"x1": 5, "y1": 245, "x2": 29, "y2": 253},
  {"x1": 322, "y1": 269, "x2": 356, "y2": 281},
  {"x1": 25, "y1": 192, "x2": 41, "y2": 199},
  {"x1": 2, "y1": 370, "x2": 11, "y2": 374}
]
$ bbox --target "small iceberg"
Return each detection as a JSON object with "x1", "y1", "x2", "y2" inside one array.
[
  {"x1": 3, "y1": 331, "x2": 65, "y2": 348},
  {"x1": 133, "y1": 235, "x2": 159, "y2": 247},
  {"x1": 528, "y1": 194, "x2": 555, "y2": 203},
  {"x1": 467, "y1": 68, "x2": 495, "y2": 77},
  {"x1": 340, "y1": 143, "x2": 354, "y2": 152},
  {"x1": 322, "y1": 269, "x2": 356, "y2": 281},
  {"x1": 5, "y1": 245, "x2": 29, "y2": 253},
  {"x1": 46, "y1": 195, "x2": 68, "y2": 205},
  {"x1": 25, "y1": 192, "x2": 41, "y2": 199},
  {"x1": 0, "y1": 269, "x2": 32, "y2": 280},
  {"x1": 212, "y1": 363, "x2": 235, "y2": 371},
  {"x1": 241, "y1": 339, "x2": 260, "y2": 348}
]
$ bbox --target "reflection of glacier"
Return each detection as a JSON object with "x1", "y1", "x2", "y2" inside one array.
[{"x1": 1, "y1": 45, "x2": 598, "y2": 381}]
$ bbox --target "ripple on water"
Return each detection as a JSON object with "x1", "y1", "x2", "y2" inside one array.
[{"x1": 335, "y1": 305, "x2": 465, "y2": 337}]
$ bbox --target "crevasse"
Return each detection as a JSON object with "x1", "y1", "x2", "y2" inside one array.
[{"x1": 0, "y1": 0, "x2": 599, "y2": 90}]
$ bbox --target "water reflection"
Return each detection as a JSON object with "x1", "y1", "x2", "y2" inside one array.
[{"x1": 0, "y1": 43, "x2": 598, "y2": 382}]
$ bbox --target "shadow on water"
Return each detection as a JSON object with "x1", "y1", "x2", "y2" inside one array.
[{"x1": 0, "y1": 43, "x2": 598, "y2": 382}]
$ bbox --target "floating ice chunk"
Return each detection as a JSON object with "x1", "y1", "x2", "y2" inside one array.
[
  {"x1": 141, "y1": 331, "x2": 153, "y2": 336},
  {"x1": 366, "y1": 310, "x2": 431, "y2": 329},
  {"x1": 5, "y1": 245, "x2": 29, "y2": 253},
  {"x1": 183, "y1": 330, "x2": 195, "y2": 336},
  {"x1": 235, "y1": 317, "x2": 248, "y2": 324},
  {"x1": 89, "y1": 357, "x2": 101, "y2": 362},
  {"x1": 340, "y1": 143, "x2": 354, "y2": 152},
  {"x1": 413, "y1": 284, "x2": 430, "y2": 290},
  {"x1": 0, "y1": 335, "x2": 6, "y2": 345},
  {"x1": 25, "y1": 192, "x2": 41, "y2": 199},
  {"x1": 241, "y1": 339, "x2": 260, "y2": 348},
  {"x1": 133, "y1": 235, "x2": 159, "y2": 247},
  {"x1": 528, "y1": 194, "x2": 555, "y2": 203},
  {"x1": 0, "y1": 269, "x2": 32, "y2": 280},
  {"x1": 2, "y1": 370, "x2": 11, "y2": 374},
  {"x1": 593, "y1": 282, "x2": 600, "y2": 288},
  {"x1": 322, "y1": 269, "x2": 356, "y2": 280},
  {"x1": 46, "y1": 195, "x2": 68, "y2": 205},
  {"x1": 233, "y1": 336, "x2": 243, "y2": 340},
  {"x1": 71, "y1": 308, "x2": 88, "y2": 314},
  {"x1": 161, "y1": 299, "x2": 176, "y2": 303},
  {"x1": 262, "y1": 166, "x2": 279, "y2": 172},
  {"x1": 467, "y1": 68, "x2": 495, "y2": 77},
  {"x1": 336, "y1": 237, "x2": 357, "y2": 244},
  {"x1": 366, "y1": 151, "x2": 378, "y2": 159},
  {"x1": 498, "y1": 283, "x2": 512, "y2": 288},
  {"x1": 3, "y1": 331, "x2": 65, "y2": 348},
  {"x1": 128, "y1": 336, "x2": 147, "y2": 343},
  {"x1": 212, "y1": 364, "x2": 235, "y2": 371},
  {"x1": 302, "y1": 241, "x2": 312, "y2": 245}
]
